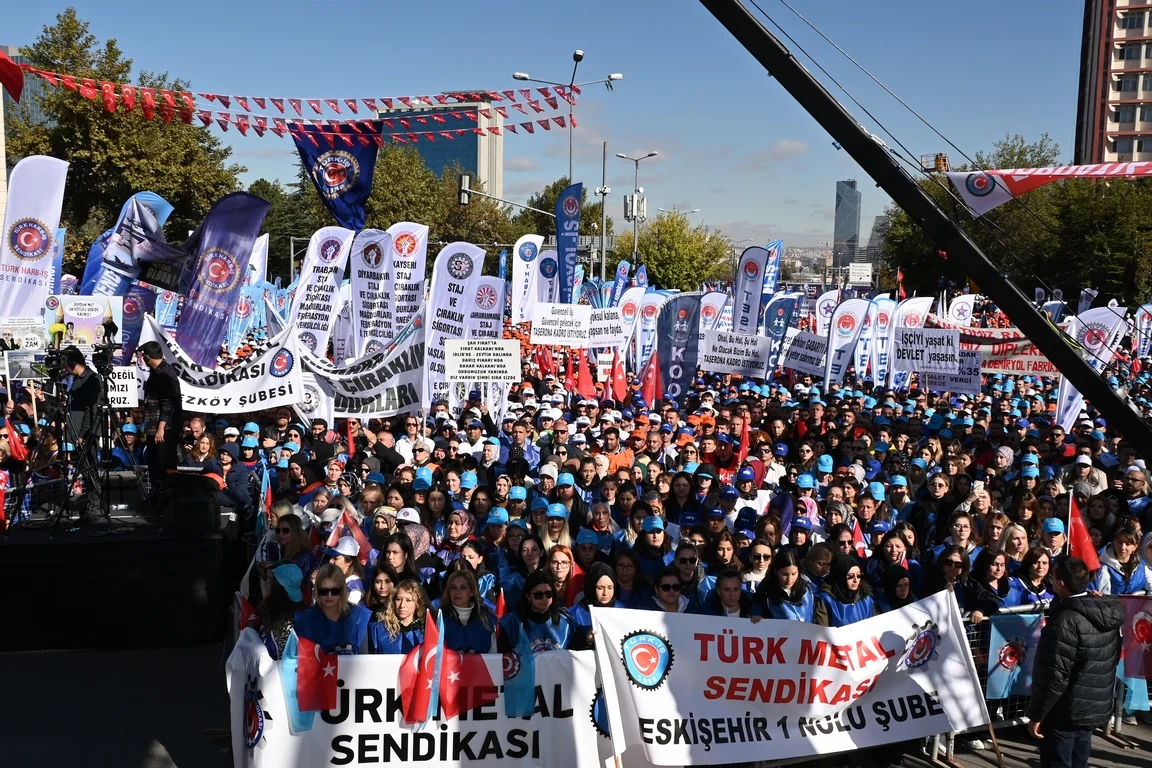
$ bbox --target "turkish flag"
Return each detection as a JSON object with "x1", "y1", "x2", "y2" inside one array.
[
  {"x1": 439, "y1": 649, "x2": 499, "y2": 720},
  {"x1": 400, "y1": 610, "x2": 441, "y2": 723},
  {"x1": 640, "y1": 351, "x2": 662, "y2": 405},
  {"x1": 852, "y1": 517, "x2": 867, "y2": 557},
  {"x1": 1123, "y1": 596, "x2": 1152, "y2": 679},
  {"x1": 563, "y1": 351, "x2": 576, "y2": 393},
  {"x1": 296, "y1": 637, "x2": 339, "y2": 711},
  {"x1": 5, "y1": 418, "x2": 28, "y2": 462},
  {"x1": 736, "y1": 413, "x2": 750, "y2": 464},
  {"x1": 576, "y1": 349, "x2": 596, "y2": 399},
  {"x1": 0, "y1": 50, "x2": 24, "y2": 102},
  {"x1": 1068, "y1": 496, "x2": 1100, "y2": 571},
  {"x1": 609, "y1": 349, "x2": 628, "y2": 403},
  {"x1": 238, "y1": 594, "x2": 260, "y2": 632},
  {"x1": 325, "y1": 510, "x2": 374, "y2": 566}
]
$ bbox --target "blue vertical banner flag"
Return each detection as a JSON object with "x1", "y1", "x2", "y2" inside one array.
[
  {"x1": 291, "y1": 122, "x2": 381, "y2": 231},
  {"x1": 635, "y1": 265, "x2": 649, "y2": 288},
  {"x1": 555, "y1": 183, "x2": 582, "y2": 304},
  {"x1": 114, "y1": 284, "x2": 157, "y2": 364},
  {"x1": 175, "y1": 192, "x2": 271, "y2": 367},
  {"x1": 762, "y1": 239, "x2": 784, "y2": 295},
  {"x1": 80, "y1": 228, "x2": 115, "y2": 294},
  {"x1": 503, "y1": 612, "x2": 537, "y2": 718},
  {"x1": 49, "y1": 228, "x2": 66, "y2": 294},
  {"x1": 86, "y1": 192, "x2": 175, "y2": 296},
  {"x1": 656, "y1": 293, "x2": 702, "y2": 402},
  {"x1": 986, "y1": 613, "x2": 1043, "y2": 699},
  {"x1": 154, "y1": 289, "x2": 179, "y2": 332},
  {"x1": 573, "y1": 265, "x2": 585, "y2": 303},
  {"x1": 609, "y1": 260, "x2": 631, "y2": 307},
  {"x1": 763, "y1": 293, "x2": 799, "y2": 371},
  {"x1": 225, "y1": 285, "x2": 263, "y2": 355},
  {"x1": 498, "y1": 248, "x2": 508, "y2": 281}
]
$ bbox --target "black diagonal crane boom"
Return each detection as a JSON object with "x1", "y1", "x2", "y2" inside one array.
[{"x1": 698, "y1": 0, "x2": 1152, "y2": 458}]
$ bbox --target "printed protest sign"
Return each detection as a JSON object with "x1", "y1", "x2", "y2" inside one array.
[
  {"x1": 446, "y1": 339, "x2": 520, "y2": 382},
  {"x1": 530, "y1": 304, "x2": 592, "y2": 345},
  {"x1": 782, "y1": 331, "x2": 827, "y2": 377},
  {"x1": 700, "y1": 331, "x2": 772, "y2": 378},
  {"x1": 892, "y1": 328, "x2": 961, "y2": 374}
]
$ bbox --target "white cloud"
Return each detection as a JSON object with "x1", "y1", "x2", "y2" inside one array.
[
  {"x1": 504, "y1": 156, "x2": 538, "y2": 172},
  {"x1": 736, "y1": 139, "x2": 810, "y2": 171}
]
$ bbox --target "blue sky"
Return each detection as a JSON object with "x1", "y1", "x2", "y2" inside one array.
[{"x1": 7, "y1": 0, "x2": 1085, "y2": 247}]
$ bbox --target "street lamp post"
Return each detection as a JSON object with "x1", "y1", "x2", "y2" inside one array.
[
  {"x1": 616, "y1": 151, "x2": 658, "y2": 263},
  {"x1": 513, "y1": 56, "x2": 622, "y2": 183}
]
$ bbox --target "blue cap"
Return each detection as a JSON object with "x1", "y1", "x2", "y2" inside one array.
[
  {"x1": 508, "y1": 519, "x2": 530, "y2": 531},
  {"x1": 678, "y1": 510, "x2": 701, "y2": 528},
  {"x1": 1022, "y1": 465, "x2": 1040, "y2": 478},
  {"x1": 864, "y1": 459, "x2": 882, "y2": 481},
  {"x1": 365, "y1": 472, "x2": 386, "y2": 485},
  {"x1": 122, "y1": 423, "x2": 137, "y2": 434},
  {"x1": 243, "y1": 422, "x2": 260, "y2": 434},
  {"x1": 1042, "y1": 518, "x2": 1065, "y2": 534},
  {"x1": 1021, "y1": 454, "x2": 1039, "y2": 466},
  {"x1": 736, "y1": 466, "x2": 756, "y2": 483},
  {"x1": 283, "y1": 442, "x2": 299, "y2": 453},
  {"x1": 215, "y1": 418, "x2": 229, "y2": 429},
  {"x1": 15, "y1": 423, "x2": 30, "y2": 436},
  {"x1": 720, "y1": 485, "x2": 739, "y2": 500},
  {"x1": 461, "y1": 471, "x2": 478, "y2": 489},
  {"x1": 791, "y1": 516, "x2": 812, "y2": 531},
  {"x1": 890, "y1": 475, "x2": 908, "y2": 488},
  {"x1": 531, "y1": 497, "x2": 549, "y2": 511},
  {"x1": 557, "y1": 472, "x2": 575, "y2": 487},
  {"x1": 486, "y1": 436, "x2": 501, "y2": 445},
  {"x1": 873, "y1": 441, "x2": 889, "y2": 452},
  {"x1": 774, "y1": 443, "x2": 789, "y2": 456},
  {"x1": 576, "y1": 529, "x2": 599, "y2": 546},
  {"x1": 272, "y1": 563, "x2": 304, "y2": 602},
  {"x1": 717, "y1": 433, "x2": 734, "y2": 446},
  {"x1": 241, "y1": 436, "x2": 259, "y2": 449},
  {"x1": 486, "y1": 508, "x2": 510, "y2": 526},
  {"x1": 869, "y1": 520, "x2": 892, "y2": 534},
  {"x1": 276, "y1": 457, "x2": 289, "y2": 470},
  {"x1": 546, "y1": 502, "x2": 569, "y2": 519},
  {"x1": 796, "y1": 473, "x2": 816, "y2": 489},
  {"x1": 509, "y1": 486, "x2": 527, "y2": 501},
  {"x1": 1090, "y1": 430, "x2": 1106, "y2": 441},
  {"x1": 683, "y1": 461, "x2": 700, "y2": 475},
  {"x1": 706, "y1": 506, "x2": 724, "y2": 518},
  {"x1": 817, "y1": 455, "x2": 834, "y2": 474},
  {"x1": 910, "y1": 458, "x2": 928, "y2": 470},
  {"x1": 868, "y1": 481, "x2": 886, "y2": 501},
  {"x1": 641, "y1": 516, "x2": 664, "y2": 532}
]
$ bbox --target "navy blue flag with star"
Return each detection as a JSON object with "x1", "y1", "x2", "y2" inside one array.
[{"x1": 291, "y1": 122, "x2": 381, "y2": 230}]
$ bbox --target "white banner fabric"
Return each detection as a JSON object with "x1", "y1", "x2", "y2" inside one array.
[
  {"x1": 446, "y1": 339, "x2": 520, "y2": 382},
  {"x1": 588, "y1": 308, "x2": 625, "y2": 349},
  {"x1": 467, "y1": 277, "x2": 506, "y2": 340},
  {"x1": 824, "y1": 298, "x2": 870, "y2": 385},
  {"x1": 892, "y1": 328, "x2": 961, "y2": 374},
  {"x1": 290, "y1": 227, "x2": 354, "y2": 355},
  {"x1": 592, "y1": 594, "x2": 988, "y2": 766},
  {"x1": 530, "y1": 304, "x2": 592, "y2": 345},
  {"x1": 424, "y1": 243, "x2": 486, "y2": 407},
  {"x1": 349, "y1": 228, "x2": 393, "y2": 356},
  {"x1": 700, "y1": 331, "x2": 772, "y2": 378},
  {"x1": 0, "y1": 156, "x2": 69, "y2": 317},
  {"x1": 510, "y1": 234, "x2": 543, "y2": 324},
  {"x1": 814, "y1": 290, "x2": 839, "y2": 338},
  {"x1": 139, "y1": 316, "x2": 304, "y2": 413},
  {"x1": 731, "y1": 247, "x2": 769, "y2": 336},
  {"x1": 781, "y1": 331, "x2": 827, "y2": 377},
  {"x1": 923, "y1": 349, "x2": 982, "y2": 397},
  {"x1": 385, "y1": 222, "x2": 430, "y2": 344}
]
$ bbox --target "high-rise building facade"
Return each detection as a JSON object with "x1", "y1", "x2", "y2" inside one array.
[
  {"x1": 378, "y1": 95, "x2": 503, "y2": 198},
  {"x1": 1075, "y1": 1, "x2": 1152, "y2": 164},
  {"x1": 832, "y1": 179, "x2": 861, "y2": 269},
  {"x1": 1, "y1": 45, "x2": 53, "y2": 218},
  {"x1": 865, "y1": 214, "x2": 888, "y2": 264}
]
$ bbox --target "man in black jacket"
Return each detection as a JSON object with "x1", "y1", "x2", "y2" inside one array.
[
  {"x1": 1027, "y1": 556, "x2": 1123, "y2": 768},
  {"x1": 139, "y1": 341, "x2": 183, "y2": 506}
]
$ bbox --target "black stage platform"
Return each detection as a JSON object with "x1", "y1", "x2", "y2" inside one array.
[{"x1": 0, "y1": 500, "x2": 249, "y2": 651}]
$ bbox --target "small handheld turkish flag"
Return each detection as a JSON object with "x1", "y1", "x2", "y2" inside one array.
[{"x1": 296, "y1": 637, "x2": 338, "y2": 711}]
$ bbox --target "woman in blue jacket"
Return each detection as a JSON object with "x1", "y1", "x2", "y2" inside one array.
[
  {"x1": 369, "y1": 579, "x2": 427, "y2": 654},
  {"x1": 972, "y1": 545, "x2": 1035, "y2": 608},
  {"x1": 294, "y1": 564, "x2": 371, "y2": 654},
  {"x1": 756, "y1": 548, "x2": 815, "y2": 622},
  {"x1": 570, "y1": 562, "x2": 622, "y2": 641},
  {"x1": 496, "y1": 571, "x2": 582, "y2": 653},
  {"x1": 814, "y1": 554, "x2": 875, "y2": 627},
  {"x1": 439, "y1": 569, "x2": 495, "y2": 653}
]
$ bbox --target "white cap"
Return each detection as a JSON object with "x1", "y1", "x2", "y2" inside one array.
[{"x1": 396, "y1": 507, "x2": 422, "y2": 524}]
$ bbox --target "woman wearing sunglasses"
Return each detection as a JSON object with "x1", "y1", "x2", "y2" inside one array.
[
  {"x1": 646, "y1": 567, "x2": 691, "y2": 613},
  {"x1": 294, "y1": 564, "x2": 371, "y2": 654},
  {"x1": 696, "y1": 569, "x2": 761, "y2": 618},
  {"x1": 270, "y1": 513, "x2": 319, "y2": 583},
  {"x1": 813, "y1": 554, "x2": 875, "y2": 627},
  {"x1": 756, "y1": 549, "x2": 815, "y2": 622},
  {"x1": 497, "y1": 570, "x2": 582, "y2": 653},
  {"x1": 671, "y1": 541, "x2": 716, "y2": 611},
  {"x1": 926, "y1": 544, "x2": 997, "y2": 624}
]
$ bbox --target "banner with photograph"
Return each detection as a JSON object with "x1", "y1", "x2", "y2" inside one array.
[{"x1": 592, "y1": 593, "x2": 988, "y2": 766}]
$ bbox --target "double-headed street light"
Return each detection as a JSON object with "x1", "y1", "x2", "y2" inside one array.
[
  {"x1": 513, "y1": 52, "x2": 623, "y2": 182},
  {"x1": 617, "y1": 151, "x2": 659, "y2": 262}
]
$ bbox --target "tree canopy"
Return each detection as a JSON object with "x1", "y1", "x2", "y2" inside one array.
[
  {"x1": 611, "y1": 210, "x2": 731, "y2": 291},
  {"x1": 5, "y1": 8, "x2": 245, "y2": 273},
  {"x1": 878, "y1": 133, "x2": 1152, "y2": 304}
]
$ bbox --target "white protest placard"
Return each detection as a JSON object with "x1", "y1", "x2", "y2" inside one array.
[
  {"x1": 108, "y1": 366, "x2": 139, "y2": 408},
  {"x1": 892, "y1": 328, "x2": 961, "y2": 374},
  {"x1": 700, "y1": 330, "x2": 772, "y2": 378},
  {"x1": 782, "y1": 330, "x2": 827, "y2": 377},
  {"x1": 588, "y1": 307, "x2": 625, "y2": 348},
  {"x1": 530, "y1": 303, "x2": 591, "y2": 345},
  {"x1": 923, "y1": 348, "x2": 982, "y2": 397},
  {"x1": 0, "y1": 316, "x2": 48, "y2": 351},
  {"x1": 445, "y1": 339, "x2": 520, "y2": 382}
]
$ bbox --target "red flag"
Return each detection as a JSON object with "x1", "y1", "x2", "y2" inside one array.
[
  {"x1": 238, "y1": 595, "x2": 260, "y2": 631},
  {"x1": 5, "y1": 418, "x2": 28, "y2": 462},
  {"x1": 119, "y1": 86, "x2": 138, "y2": 111},
  {"x1": 576, "y1": 349, "x2": 596, "y2": 399},
  {"x1": 235, "y1": 114, "x2": 249, "y2": 136},
  {"x1": 253, "y1": 96, "x2": 266, "y2": 110},
  {"x1": 1068, "y1": 496, "x2": 1100, "y2": 571},
  {"x1": 554, "y1": 115, "x2": 566, "y2": 128},
  {"x1": 100, "y1": 81, "x2": 117, "y2": 112},
  {"x1": 439, "y1": 650, "x2": 499, "y2": 719},
  {"x1": 323, "y1": 98, "x2": 341, "y2": 113},
  {"x1": 399, "y1": 610, "x2": 440, "y2": 723},
  {"x1": 216, "y1": 95, "x2": 231, "y2": 109},
  {"x1": 528, "y1": 100, "x2": 544, "y2": 114},
  {"x1": 234, "y1": 96, "x2": 250, "y2": 112},
  {"x1": 297, "y1": 637, "x2": 339, "y2": 711},
  {"x1": 1122, "y1": 596, "x2": 1152, "y2": 679},
  {"x1": 736, "y1": 413, "x2": 750, "y2": 464},
  {"x1": 522, "y1": 121, "x2": 535, "y2": 134},
  {"x1": 306, "y1": 98, "x2": 322, "y2": 114},
  {"x1": 544, "y1": 96, "x2": 559, "y2": 110},
  {"x1": 362, "y1": 98, "x2": 376, "y2": 112},
  {"x1": 640, "y1": 351, "x2": 662, "y2": 405},
  {"x1": 610, "y1": 350, "x2": 628, "y2": 403},
  {"x1": 896, "y1": 269, "x2": 907, "y2": 301},
  {"x1": 0, "y1": 50, "x2": 25, "y2": 102},
  {"x1": 538, "y1": 120, "x2": 551, "y2": 131},
  {"x1": 493, "y1": 589, "x2": 507, "y2": 643},
  {"x1": 852, "y1": 518, "x2": 867, "y2": 557},
  {"x1": 564, "y1": 350, "x2": 576, "y2": 393},
  {"x1": 141, "y1": 88, "x2": 155, "y2": 120},
  {"x1": 326, "y1": 510, "x2": 374, "y2": 565},
  {"x1": 79, "y1": 78, "x2": 97, "y2": 100},
  {"x1": 271, "y1": 97, "x2": 285, "y2": 113}
]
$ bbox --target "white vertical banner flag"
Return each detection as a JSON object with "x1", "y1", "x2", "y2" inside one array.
[
  {"x1": 1078, "y1": 288, "x2": 1098, "y2": 315},
  {"x1": 814, "y1": 289, "x2": 839, "y2": 337},
  {"x1": 467, "y1": 277, "x2": 505, "y2": 339},
  {"x1": 348, "y1": 228, "x2": 393, "y2": 356},
  {"x1": 1055, "y1": 318, "x2": 1083, "y2": 431},
  {"x1": 1076, "y1": 305, "x2": 1129, "y2": 370},
  {"x1": 1136, "y1": 303, "x2": 1152, "y2": 358},
  {"x1": 732, "y1": 246, "x2": 770, "y2": 335},
  {"x1": 0, "y1": 156, "x2": 69, "y2": 317},
  {"x1": 852, "y1": 302, "x2": 877, "y2": 379},
  {"x1": 384, "y1": 221, "x2": 429, "y2": 343},
  {"x1": 246, "y1": 233, "x2": 269, "y2": 286},
  {"x1": 332, "y1": 282, "x2": 356, "y2": 364},
  {"x1": 423, "y1": 242, "x2": 486, "y2": 407},
  {"x1": 698, "y1": 291, "x2": 729, "y2": 341},
  {"x1": 946, "y1": 294, "x2": 977, "y2": 327},
  {"x1": 617, "y1": 285, "x2": 647, "y2": 371},
  {"x1": 510, "y1": 234, "x2": 543, "y2": 324},
  {"x1": 636, "y1": 291, "x2": 670, "y2": 372},
  {"x1": 536, "y1": 248, "x2": 560, "y2": 304},
  {"x1": 823, "y1": 298, "x2": 870, "y2": 385},
  {"x1": 885, "y1": 296, "x2": 934, "y2": 388},
  {"x1": 289, "y1": 226, "x2": 353, "y2": 356},
  {"x1": 867, "y1": 298, "x2": 895, "y2": 384}
]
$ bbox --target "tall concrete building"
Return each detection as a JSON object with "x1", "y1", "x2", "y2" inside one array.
[
  {"x1": 1, "y1": 45, "x2": 52, "y2": 216},
  {"x1": 378, "y1": 94, "x2": 503, "y2": 198},
  {"x1": 832, "y1": 179, "x2": 861, "y2": 269},
  {"x1": 1075, "y1": 1, "x2": 1152, "y2": 164},
  {"x1": 865, "y1": 214, "x2": 888, "y2": 264}
]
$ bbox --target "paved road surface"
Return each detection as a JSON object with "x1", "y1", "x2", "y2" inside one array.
[{"x1": 2, "y1": 644, "x2": 1150, "y2": 767}]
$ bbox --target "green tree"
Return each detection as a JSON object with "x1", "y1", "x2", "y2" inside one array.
[
  {"x1": 509, "y1": 177, "x2": 612, "y2": 241},
  {"x1": 5, "y1": 8, "x2": 244, "y2": 273},
  {"x1": 612, "y1": 211, "x2": 729, "y2": 291},
  {"x1": 248, "y1": 177, "x2": 321, "y2": 281},
  {"x1": 433, "y1": 165, "x2": 515, "y2": 274}
]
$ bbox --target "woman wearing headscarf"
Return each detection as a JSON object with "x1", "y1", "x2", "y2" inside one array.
[
  {"x1": 570, "y1": 561, "x2": 622, "y2": 637},
  {"x1": 257, "y1": 563, "x2": 306, "y2": 659},
  {"x1": 435, "y1": 509, "x2": 476, "y2": 567},
  {"x1": 875, "y1": 565, "x2": 917, "y2": 613},
  {"x1": 287, "y1": 453, "x2": 326, "y2": 508},
  {"x1": 814, "y1": 554, "x2": 876, "y2": 627}
]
